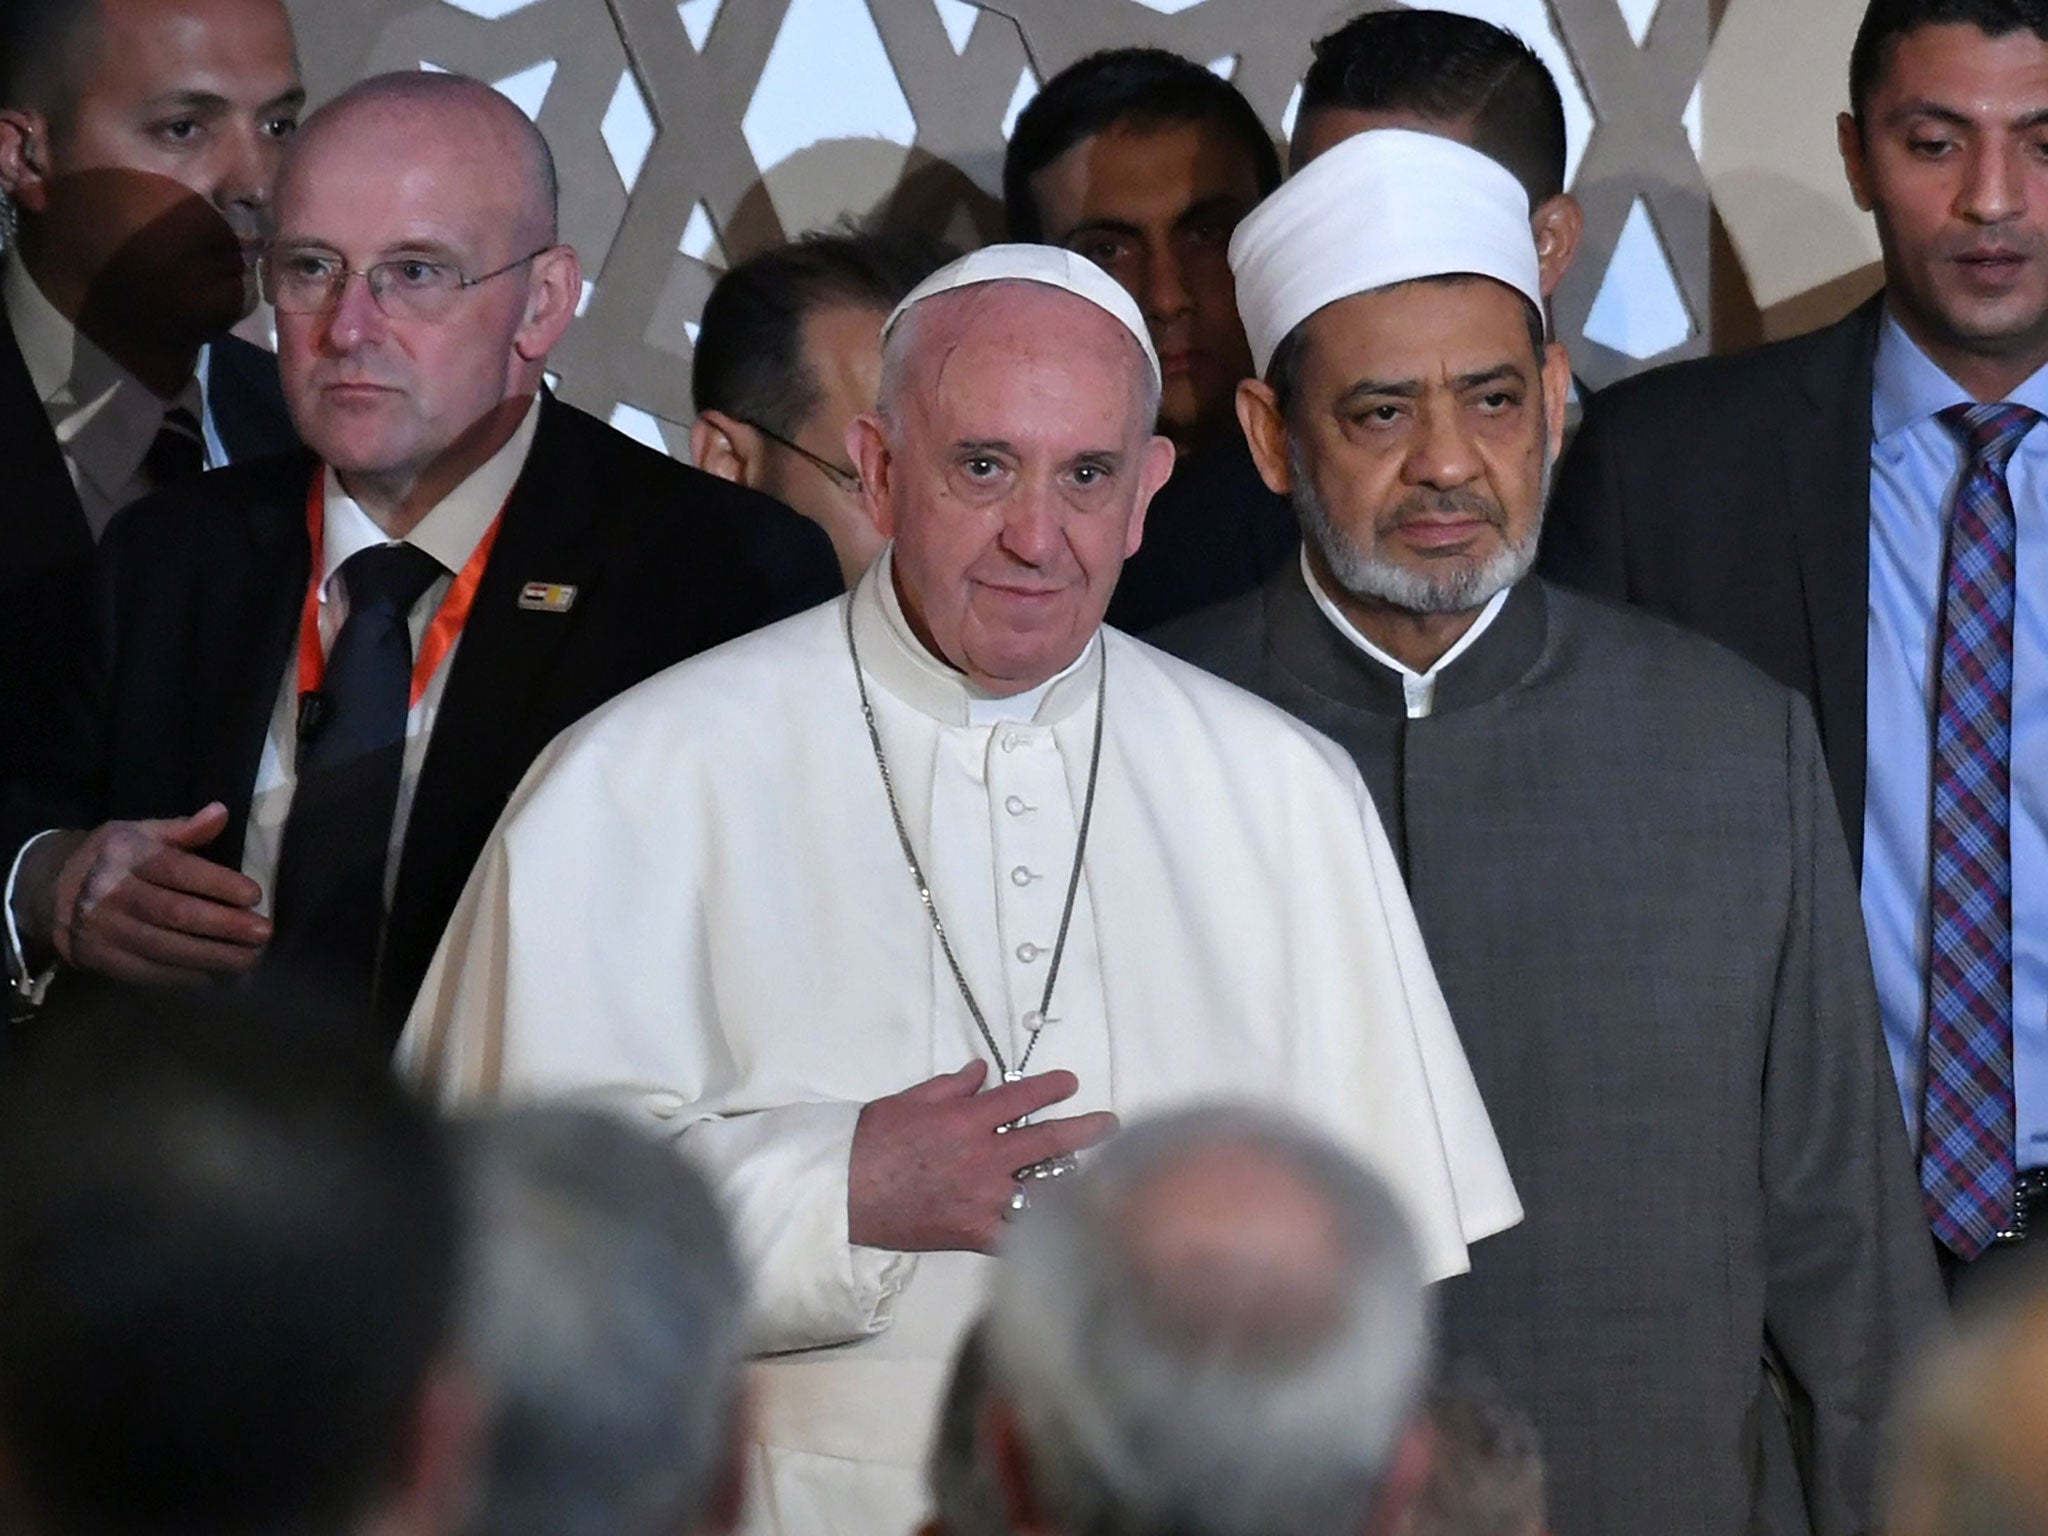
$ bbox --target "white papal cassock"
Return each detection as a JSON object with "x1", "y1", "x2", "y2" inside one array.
[{"x1": 400, "y1": 555, "x2": 1520, "y2": 1536}]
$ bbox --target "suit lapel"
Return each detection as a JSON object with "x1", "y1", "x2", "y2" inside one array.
[
  {"x1": 1783, "y1": 300, "x2": 1881, "y2": 863},
  {"x1": 0, "y1": 309, "x2": 92, "y2": 593},
  {"x1": 383, "y1": 397, "x2": 594, "y2": 990},
  {"x1": 193, "y1": 458, "x2": 315, "y2": 868}
]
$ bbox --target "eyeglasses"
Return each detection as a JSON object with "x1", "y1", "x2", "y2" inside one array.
[
  {"x1": 740, "y1": 418, "x2": 863, "y2": 496},
  {"x1": 260, "y1": 245, "x2": 555, "y2": 321}
]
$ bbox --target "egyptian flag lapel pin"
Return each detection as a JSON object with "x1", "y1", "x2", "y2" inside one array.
[{"x1": 518, "y1": 581, "x2": 577, "y2": 614}]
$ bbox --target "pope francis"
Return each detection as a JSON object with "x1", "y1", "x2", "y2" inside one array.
[{"x1": 400, "y1": 245, "x2": 1518, "y2": 1536}]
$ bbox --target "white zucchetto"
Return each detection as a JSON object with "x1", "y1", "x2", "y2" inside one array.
[
  {"x1": 1229, "y1": 128, "x2": 1542, "y2": 377},
  {"x1": 881, "y1": 243, "x2": 1162, "y2": 386}
]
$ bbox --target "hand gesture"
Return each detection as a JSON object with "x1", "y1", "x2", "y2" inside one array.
[
  {"x1": 28, "y1": 803, "x2": 272, "y2": 985},
  {"x1": 847, "y1": 1061, "x2": 1117, "y2": 1254}
]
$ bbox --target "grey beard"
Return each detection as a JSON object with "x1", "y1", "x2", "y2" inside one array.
[{"x1": 1292, "y1": 440, "x2": 1550, "y2": 616}]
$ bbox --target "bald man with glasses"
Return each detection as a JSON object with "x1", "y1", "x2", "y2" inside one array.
[{"x1": 3, "y1": 69, "x2": 839, "y2": 1041}]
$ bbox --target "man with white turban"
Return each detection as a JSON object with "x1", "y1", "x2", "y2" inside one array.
[
  {"x1": 1156, "y1": 129, "x2": 1943, "y2": 1536},
  {"x1": 399, "y1": 243, "x2": 1519, "y2": 1536}
]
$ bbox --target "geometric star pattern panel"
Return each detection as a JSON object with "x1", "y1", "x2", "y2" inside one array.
[{"x1": 285, "y1": 0, "x2": 1723, "y2": 454}]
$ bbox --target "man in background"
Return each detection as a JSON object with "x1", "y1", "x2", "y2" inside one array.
[
  {"x1": 975, "y1": 1104, "x2": 1434, "y2": 1536},
  {"x1": 691, "y1": 226, "x2": 952, "y2": 588},
  {"x1": 1289, "y1": 9, "x2": 1584, "y2": 299},
  {"x1": 4, "y1": 71, "x2": 839, "y2": 1038},
  {"x1": 453, "y1": 1105, "x2": 748, "y2": 1536},
  {"x1": 0, "y1": 0, "x2": 305, "y2": 795},
  {"x1": 1004, "y1": 47, "x2": 1293, "y2": 631},
  {"x1": 1542, "y1": 0, "x2": 2048, "y2": 1303},
  {"x1": 1161, "y1": 127, "x2": 1936, "y2": 1536},
  {"x1": 926, "y1": 1338, "x2": 1547, "y2": 1536},
  {"x1": 0, "y1": 997, "x2": 467, "y2": 1536}
]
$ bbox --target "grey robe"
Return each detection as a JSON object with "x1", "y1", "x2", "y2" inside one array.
[{"x1": 1155, "y1": 571, "x2": 1943, "y2": 1536}]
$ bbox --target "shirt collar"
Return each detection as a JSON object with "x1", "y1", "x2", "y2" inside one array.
[
  {"x1": 851, "y1": 547, "x2": 1101, "y2": 728},
  {"x1": 3, "y1": 255, "x2": 203, "y2": 502},
  {"x1": 318, "y1": 393, "x2": 542, "y2": 601},
  {"x1": 1873, "y1": 304, "x2": 2048, "y2": 441},
  {"x1": 1300, "y1": 547, "x2": 1512, "y2": 718}
]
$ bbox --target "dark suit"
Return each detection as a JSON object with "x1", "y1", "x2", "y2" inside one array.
[
  {"x1": 1104, "y1": 427, "x2": 1297, "y2": 632},
  {"x1": 0, "y1": 310, "x2": 300, "y2": 797},
  {"x1": 1539, "y1": 298, "x2": 1882, "y2": 860},
  {"x1": 0, "y1": 308, "x2": 92, "y2": 800},
  {"x1": 12, "y1": 393, "x2": 841, "y2": 1039}
]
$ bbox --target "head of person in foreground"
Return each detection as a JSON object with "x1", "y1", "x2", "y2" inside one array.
[
  {"x1": 1885, "y1": 1260, "x2": 2048, "y2": 1536},
  {"x1": 450, "y1": 1104, "x2": 749, "y2": 1536},
  {"x1": 973, "y1": 1102, "x2": 1436, "y2": 1536},
  {"x1": 0, "y1": 996, "x2": 464, "y2": 1536}
]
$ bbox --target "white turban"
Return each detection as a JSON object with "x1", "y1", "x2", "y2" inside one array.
[
  {"x1": 881, "y1": 242, "x2": 1162, "y2": 386},
  {"x1": 1229, "y1": 128, "x2": 1542, "y2": 377}
]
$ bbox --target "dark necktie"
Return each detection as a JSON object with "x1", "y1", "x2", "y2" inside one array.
[
  {"x1": 268, "y1": 543, "x2": 445, "y2": 1017},
  {"x1": 1921, "y1": 401, "x2": 2037, "y2": 1259},
  {"x1": 142, "y1": 404, "x2": 206, "y2": 488}
]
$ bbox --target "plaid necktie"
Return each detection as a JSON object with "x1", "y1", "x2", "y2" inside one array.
[{"x1": 1922, "y1": 401, "x2": 2038, "y2": 1259}]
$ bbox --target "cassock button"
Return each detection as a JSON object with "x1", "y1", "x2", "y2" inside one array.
[
  {"x1": 1000, "y1": 732, "x2": 1021, "y2": 752},
  {"x1": 1010, "y1": 865, "x2": 1039, "y2": 886},
  {"x1": 1004, "y1": 795, "x2": 1033, "y2": 816},
  {"x1": 1016, "y1": 942, "x2": 1041, "y2": 963},
  {"x1": 1022, "y1": 1009, "x2": 1052, "y2": 1032}
]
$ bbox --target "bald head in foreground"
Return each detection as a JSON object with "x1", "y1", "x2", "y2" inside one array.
[
  {"x1": 0, "y1": 999, "x2": 464, "y2": 1536},
  {"x1": 1156, "y1": 128, "x2": 1941, "y2": 1536},
  {"x1": 1886, "y1": 1271, "x2": 2048, "y2": 1536},
  {"x1": 452, "y1": 1106, "x2": 749, "y2": 1536},
  {"x1": 980, "y1": 1105, "x2": 1433, "y2": 1536},
  {"x1": 4, "y1": 68, "x2": 838, "y2": 1041},
  {"x1": 400, "y1": 242, "x2": 1518, "y2": 1536}
]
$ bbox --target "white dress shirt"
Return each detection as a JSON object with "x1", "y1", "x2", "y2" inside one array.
[
  {"x1": 240, "y1": 396, "x2": 541, "y2": 913},
  {"x1": 3, "y1": 257, "x2": 212, "y2": 537},
  {"x1": 1301, "y1": 548, "x2": 1512, "y2": 717}
]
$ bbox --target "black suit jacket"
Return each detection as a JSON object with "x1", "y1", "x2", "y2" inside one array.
[
  {"x1": 0, "y1": 312, "x2": 300, "y2": 794},
  {"x1": 0, "y1": 309, "x2": 95, "y2": 800},
  {"x1": 1539, "y1": 298, "x2": 1881, "y2": 861},
  {"x1": 1104, "y1": 428, "x2": 1298, "y2": 633},
  {"x1": 13, "y1": 393, "x2": 841, "y2": 1038}
]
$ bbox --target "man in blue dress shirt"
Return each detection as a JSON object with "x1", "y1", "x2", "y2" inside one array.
[{"x1": 1544, "y1": 0, "x2": 2048, "y2": 1304}]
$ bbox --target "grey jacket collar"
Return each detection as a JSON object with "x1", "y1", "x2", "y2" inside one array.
[{"x1": 1266, "y1": 566, "x2": 1549, "y2": 719}]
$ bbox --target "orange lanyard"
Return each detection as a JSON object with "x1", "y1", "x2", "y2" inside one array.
[{"x1": 295, "y1": 471, "x2": 505, "y2": 712}]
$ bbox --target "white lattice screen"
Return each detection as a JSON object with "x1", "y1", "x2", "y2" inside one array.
[{"x1": 286, "y1": 0, "x2": 1735, "y2": 458}]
